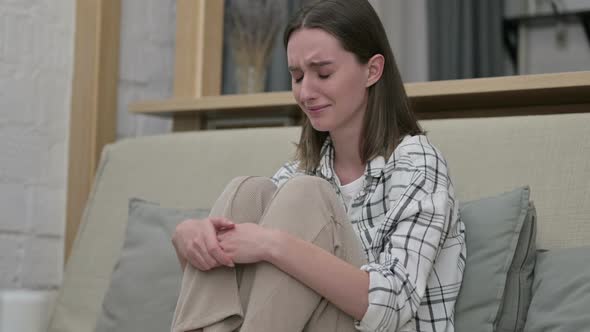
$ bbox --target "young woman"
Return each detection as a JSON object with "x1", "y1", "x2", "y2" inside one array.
[{"x1": 171, "y1": 0, "x2": 466, "y2": 331}]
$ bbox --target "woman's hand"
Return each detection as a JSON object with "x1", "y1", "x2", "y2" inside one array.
[
  {"x1": 217, "y1": 223, "x2": 276, "y2": 264},
  {"x1": 172, "y1": 217, "x2": 235, "y2": 271}
]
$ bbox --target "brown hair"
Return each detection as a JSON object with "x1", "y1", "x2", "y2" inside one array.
[{"x1": 284, "y1": 0, "x2": 423, "y2": 172}]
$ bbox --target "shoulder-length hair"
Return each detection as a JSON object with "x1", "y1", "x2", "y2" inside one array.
[{"x1": 283, "y1": 0, "x2": 424, "y2": 172}]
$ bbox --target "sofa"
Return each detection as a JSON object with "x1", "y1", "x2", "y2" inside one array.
[{"x1": 48, "y1": 112, "x2": 590, "y2": 332}]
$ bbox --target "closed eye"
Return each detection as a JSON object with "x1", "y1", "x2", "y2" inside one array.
[{"x1": 292, "y1": 73, "x2": 331, "y2": 83}]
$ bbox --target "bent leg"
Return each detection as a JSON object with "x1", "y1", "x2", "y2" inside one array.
[
  {"x1": 239, "y1": 176, "x2": 367, "y2": 332},
  {"x1": 171, "y1": 176, "x2": 276, "y2": 332}
]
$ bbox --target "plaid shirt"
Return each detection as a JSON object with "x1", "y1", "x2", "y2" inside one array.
[{"x1": 272, "y1": 135, "x2": 466, "y2": 332}]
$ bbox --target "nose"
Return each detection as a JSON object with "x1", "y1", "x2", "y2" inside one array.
[{"x1": 297, "y1": 76, "x2": 317, "y2": 105}]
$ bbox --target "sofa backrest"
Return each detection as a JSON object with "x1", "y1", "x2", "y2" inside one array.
[
  {"x1": 424, "y1": 113, "x2": 589, "y2": 250},
  {"x1": 49, "y1": 112, "x2": 590, "y2": 332}
]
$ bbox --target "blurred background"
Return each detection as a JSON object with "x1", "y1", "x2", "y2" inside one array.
[
  {"x1": 115, "y1": 0, "x2": 590, "y2": 137},
  {"x1": 0, "y1": 0, "x2": 588, "y2": 331}
]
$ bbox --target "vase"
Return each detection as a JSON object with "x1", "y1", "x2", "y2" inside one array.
[{"x1": 235, "y1": 64, "x2": 267, "y2": 94}]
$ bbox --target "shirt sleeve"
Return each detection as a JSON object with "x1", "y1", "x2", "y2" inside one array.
[
  {"x1": 270, "y1": 160, "x2": 300, "y2": 187},
  {"x1": 356, "y1": 170, "x2": 452, "y2": 332}
]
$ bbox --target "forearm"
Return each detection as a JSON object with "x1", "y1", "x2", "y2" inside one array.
[{"x1": 265, "y1": 230, "x2": 369, "y2": 320}]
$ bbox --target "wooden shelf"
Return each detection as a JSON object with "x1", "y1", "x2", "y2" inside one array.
[
  {"x1": 130, "y1": 91, "x2": 298, "y2": 117},
  {"x1": 129, "y1": 71, "x2": 590, "y2": 119}
]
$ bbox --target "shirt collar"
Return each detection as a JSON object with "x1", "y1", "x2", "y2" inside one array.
[
  {"x1": 317, "y1": 136, "x2": 335, "y2": 180},
  {"x1": 316, "y1": 136, "x2": 385, "y2": 180},
  {"x1": 366, "y1": 155, "x2": 385, "y2": 178}
]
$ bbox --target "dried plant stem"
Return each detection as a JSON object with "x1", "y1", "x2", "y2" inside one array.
[{"x1": 228, "y1": 0, "x2": 285, "y2": 92}]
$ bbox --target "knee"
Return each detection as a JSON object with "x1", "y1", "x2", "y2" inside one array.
[
  {"x1": 279, "y1": 175, "x2": 337, "y2": 201},
  {"x1": 227, "y1": 176, "x2": 276, "y2": 192},
  {"x1": 227, "y1": 176, "x2": 277, "y2": 203},
  {"x1": 217, "y1": 176, "x2": 277, "y2": 222}
]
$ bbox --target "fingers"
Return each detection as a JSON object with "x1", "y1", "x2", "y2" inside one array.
[
  {"x1": 200, "y1": 251, "x2": 219, "y2": 270},
  {"x1": 172, "y1": 217, "x2": 236, "y2": 271},
  {"x1": 210, "y1": 217, "x2": 235, "y2": 231},
  {"x1": 205, "y1": 234, "x2": 234, "y2": 267},
  {"x1": 211, "y1": 246, "x2": 234, "y2": 267},
  {"x1": 188, "y1": 249, "x2": 214, "y2": 271},
  {"x1": 189, "y1": 238, "x2": 219, "y2": 271}
]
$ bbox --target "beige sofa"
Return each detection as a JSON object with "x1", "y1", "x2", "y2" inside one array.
[{"x1": 48, "y1": 112, "x2": 590, "y2": 331}]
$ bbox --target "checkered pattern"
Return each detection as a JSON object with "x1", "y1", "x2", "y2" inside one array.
[{"x1": 272, "y1": 135, "x2": 466, "y2": 332}]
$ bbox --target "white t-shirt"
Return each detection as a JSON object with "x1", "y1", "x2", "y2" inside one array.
[{"x1": 337, "y1": 175, "x2": 364, "y2": 211}]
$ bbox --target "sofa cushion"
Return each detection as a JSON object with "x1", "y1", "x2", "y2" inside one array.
[
  {"x1": 94, "y1": 198, "x2": 209, "y2": 332},
  {"x1": 455, "y1": 187, "x2": 533, "y2": 332},
  {"x1": 523, "y1": 246, "x2": 590, "y2": 332}
]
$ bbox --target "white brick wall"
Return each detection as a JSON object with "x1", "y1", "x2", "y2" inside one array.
[
  {"x1": 0, "y1": 0, "x2": 74, "y2": 289},
  {"x1": 0, "y1": 234, "x2": 22, "y2": 288},
  {"x1": 0, "y1": 0, "x2": 176, "y2": 290},
  {"x1": 117, "y1": 0, "x2": 176, "y2": 139}
]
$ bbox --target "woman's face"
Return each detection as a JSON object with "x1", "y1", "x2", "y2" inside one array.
[{"x1": 287, "y1": 28, "x2": 370, "y2": 135}]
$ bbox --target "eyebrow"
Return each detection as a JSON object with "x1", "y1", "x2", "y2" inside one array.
[{"x1": 288, "y1": 60, "x2": 333, "y2": 72}]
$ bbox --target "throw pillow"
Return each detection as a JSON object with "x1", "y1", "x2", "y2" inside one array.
[
  {"x1": 496, "y1": 202, "x2": 537, "y2": 332},
  {"x1": 455, "y1": 187, "x2": 533, "y2": 332},
  {"x1": 523, "y1": 246, "x2": 590, "y2": 332},
  {"x1": 94, "y1": 198, "x2": 210, "y2": 332}
]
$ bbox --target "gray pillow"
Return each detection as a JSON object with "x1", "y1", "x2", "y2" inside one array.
[
  {"x1": 94, "y1": 198, "x2": 210, "y2": 332},
  {"x1": 523, "y1": 246, "x2": 590, "y2": 332},
  {"x1": 455, "y1": 187, "x2": 534, "y2": 332},
  {"x1": 496, "y1": 202, "x2": 537, "y2": 332}
]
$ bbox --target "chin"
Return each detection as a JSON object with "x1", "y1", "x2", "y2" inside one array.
[{"x1": 308, "y1": 118, "x2": 333, "y2": 132}]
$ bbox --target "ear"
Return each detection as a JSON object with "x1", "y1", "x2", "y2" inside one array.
[{"x1": 365, "y1": 54, "x2": 385, "y2": 88}]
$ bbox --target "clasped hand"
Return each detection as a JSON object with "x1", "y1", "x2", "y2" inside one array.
[{"x1": 172, "y1": 217, "x2": 272, "y2": 271}]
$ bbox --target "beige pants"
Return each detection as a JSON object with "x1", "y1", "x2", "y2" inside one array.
[{"x1": 171, "y1": 176, "x2": 367, "y2": 332}]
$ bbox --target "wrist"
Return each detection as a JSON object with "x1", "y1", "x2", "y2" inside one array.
[{"x1": 262, "y1": 228, "x2": 286, "y2": 264}]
